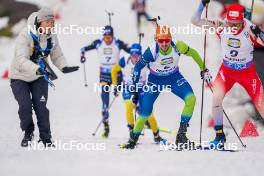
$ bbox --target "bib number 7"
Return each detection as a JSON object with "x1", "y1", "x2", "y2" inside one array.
[{"x1": 105, "y1": 57, "x2": 111, "y2": 62}]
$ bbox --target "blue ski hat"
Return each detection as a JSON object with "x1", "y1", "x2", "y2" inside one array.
[
  {"x1": 103, "y1": 25, "x2": 114, "y2": 36},
  {"x1": 130, "y1": 43, "x2": 142, "y2": 55}
]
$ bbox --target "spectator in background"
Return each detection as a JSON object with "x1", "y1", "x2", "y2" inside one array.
[
  {"x1": 132, "y1": 0, "x2": 151, "y2": 33},
  {"x1": 9, "y1": 7, "x2": 79, "y2": 147}
]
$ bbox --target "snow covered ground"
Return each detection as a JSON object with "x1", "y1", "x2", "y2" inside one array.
[{"x1": 0, "y1": 0, "x2": 263, "y2": 176}]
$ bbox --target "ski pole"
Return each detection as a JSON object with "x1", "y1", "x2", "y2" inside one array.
[
  {"x1": 83, "y1": 63, "x2": 88, "y2": 87},
  {"x1": 108, "y1": 96, "x2": 117, "y2": 110},
  {"x1": 132, "y1": 33, "x2": 144, "y2": 121},
  {"x1": 92, "y1": 96, "x2": 117, "y2": 136},
  {"x1": 105, "y1": 10, "x2": 114, "y2": 26},
  {"x1": 245, "y1": 0, "x2": 255, "y2": 20},
  {"x1": 248, "y1": 0, "x2": 264, "y2": 44},
  {"x1": 139, "y1": 33, "x2": 144, "y2": 44},
  {"x1": 250, "y1": 0, "x2": 255, "y2": 16},
  {"x1": 206, "y1": 83, "x2": 247, "y2": 148},
  {"x1": 199, "y1": 4, "x2": 209, "y2": 146},
  {"x1": 92, "y1": 120, "x2": 103, "y2": 136}
]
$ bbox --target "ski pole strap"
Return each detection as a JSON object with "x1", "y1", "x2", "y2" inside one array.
[
  {"x1": 30, "y1": 32, "x2": 53, "y2": 60},
  {"x1": 38, "y1": 58, "x2": 55, "y2": 88},
  {"x1": 29, "y1": 32, "x2": 55, "y2": 88}
]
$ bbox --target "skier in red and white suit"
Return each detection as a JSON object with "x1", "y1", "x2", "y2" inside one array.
[{"x1": 191, "y1": 0, "x2": 264, "y2": 145}]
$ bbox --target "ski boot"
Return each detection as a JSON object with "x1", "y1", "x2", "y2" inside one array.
[
  {"x1": 38, "y1": 138, "x2": 55, "y2": 148},
  {"x1": 127, "y1": 124, "x2": 134, "y2": 138},
  {"x1": 209, "y1": 125, "x2": 226, "y2": 149},
  {"x1": 119, "y1": 133, "x2": 140, "y2": 149},
  {"x1": 21, "y1": 131, "x2": 34, "y2": 147},
  {"x1": 175, "y1": 122, "x2": 195, "y2": 150},
  {"x1": 101, "y1": 121, "x2": 110, "y2": 138},
  {"x1": 153, "y1": 130, "x2": 167, "y2": 144}
]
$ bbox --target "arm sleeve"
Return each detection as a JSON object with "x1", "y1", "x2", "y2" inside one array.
[
  {"x1": 250, "y1": 35, "x2": 264, "y2": 47},
  {"x1": 256, "y1": 31, "x2": 264, "y2": 46},
  {"x1": 176, "y1": 40, "x2": 206, "y2": 71},
  {"x1": 118, "y1": 56, "x2": 126, "y2": 68},
  {"x1": 81, "y1": 39, "x2": 101, "y2": 53},
  {"x1": 50, "y1": 35, "x2": 68, "y2": 71},
  {"x1": 191, "y1": 2, "x2": 219, "y2": 29},
  {"x1": 132, "y1": 47, "x2": 153, "y2": 85},
  {"x1": 260, "y1": 32, "x2": 264, "y2": 42},
  {"x1": 111, "y1": 63, "x2": 122, "y2": 86},
  {"x1": 14, "y1": 32, "x2": 40, "y2": 74},
  {"x1": 117, "y1": 39, "x2": 131, "y2": 53},
  {"x1": 249, "y1": 25, "x2": 264, "y2": 47}
]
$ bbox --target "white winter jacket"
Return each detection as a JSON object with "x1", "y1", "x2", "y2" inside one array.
[{"x1": 9, "y1": 12, "x2": 68, "y2": 82}]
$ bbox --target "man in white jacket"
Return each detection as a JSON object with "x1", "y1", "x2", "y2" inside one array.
[{"x1": 9, "y1": 7, "x2": 79, "y2": 147}]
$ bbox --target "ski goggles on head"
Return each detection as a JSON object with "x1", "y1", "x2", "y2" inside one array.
[{"x1": 157, "y1": 38, "x2": 171, "y2": 44}]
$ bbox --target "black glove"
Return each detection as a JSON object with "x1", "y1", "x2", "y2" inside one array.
[
  {"x1": 250, "y1": 25, "x2": 261, "y2": 38},
  {"x1": 113, "y1": 86, "x2": 119, "y2": 97},
  {"x1": 80, "y1": 54, "x2": 86, "y2": 63},
  {"x1": 132, "y1": 92, "x2": 139, "y2": 105},
  {"x1": 200, "y1": 68, "x2": 212, "y2": 84},
  {"x1": 202, "y1": 0, "x2": 210, "y2": 6},
  {"x1": 62, "y1": 66, "x2": 79, "y2": 73}
]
